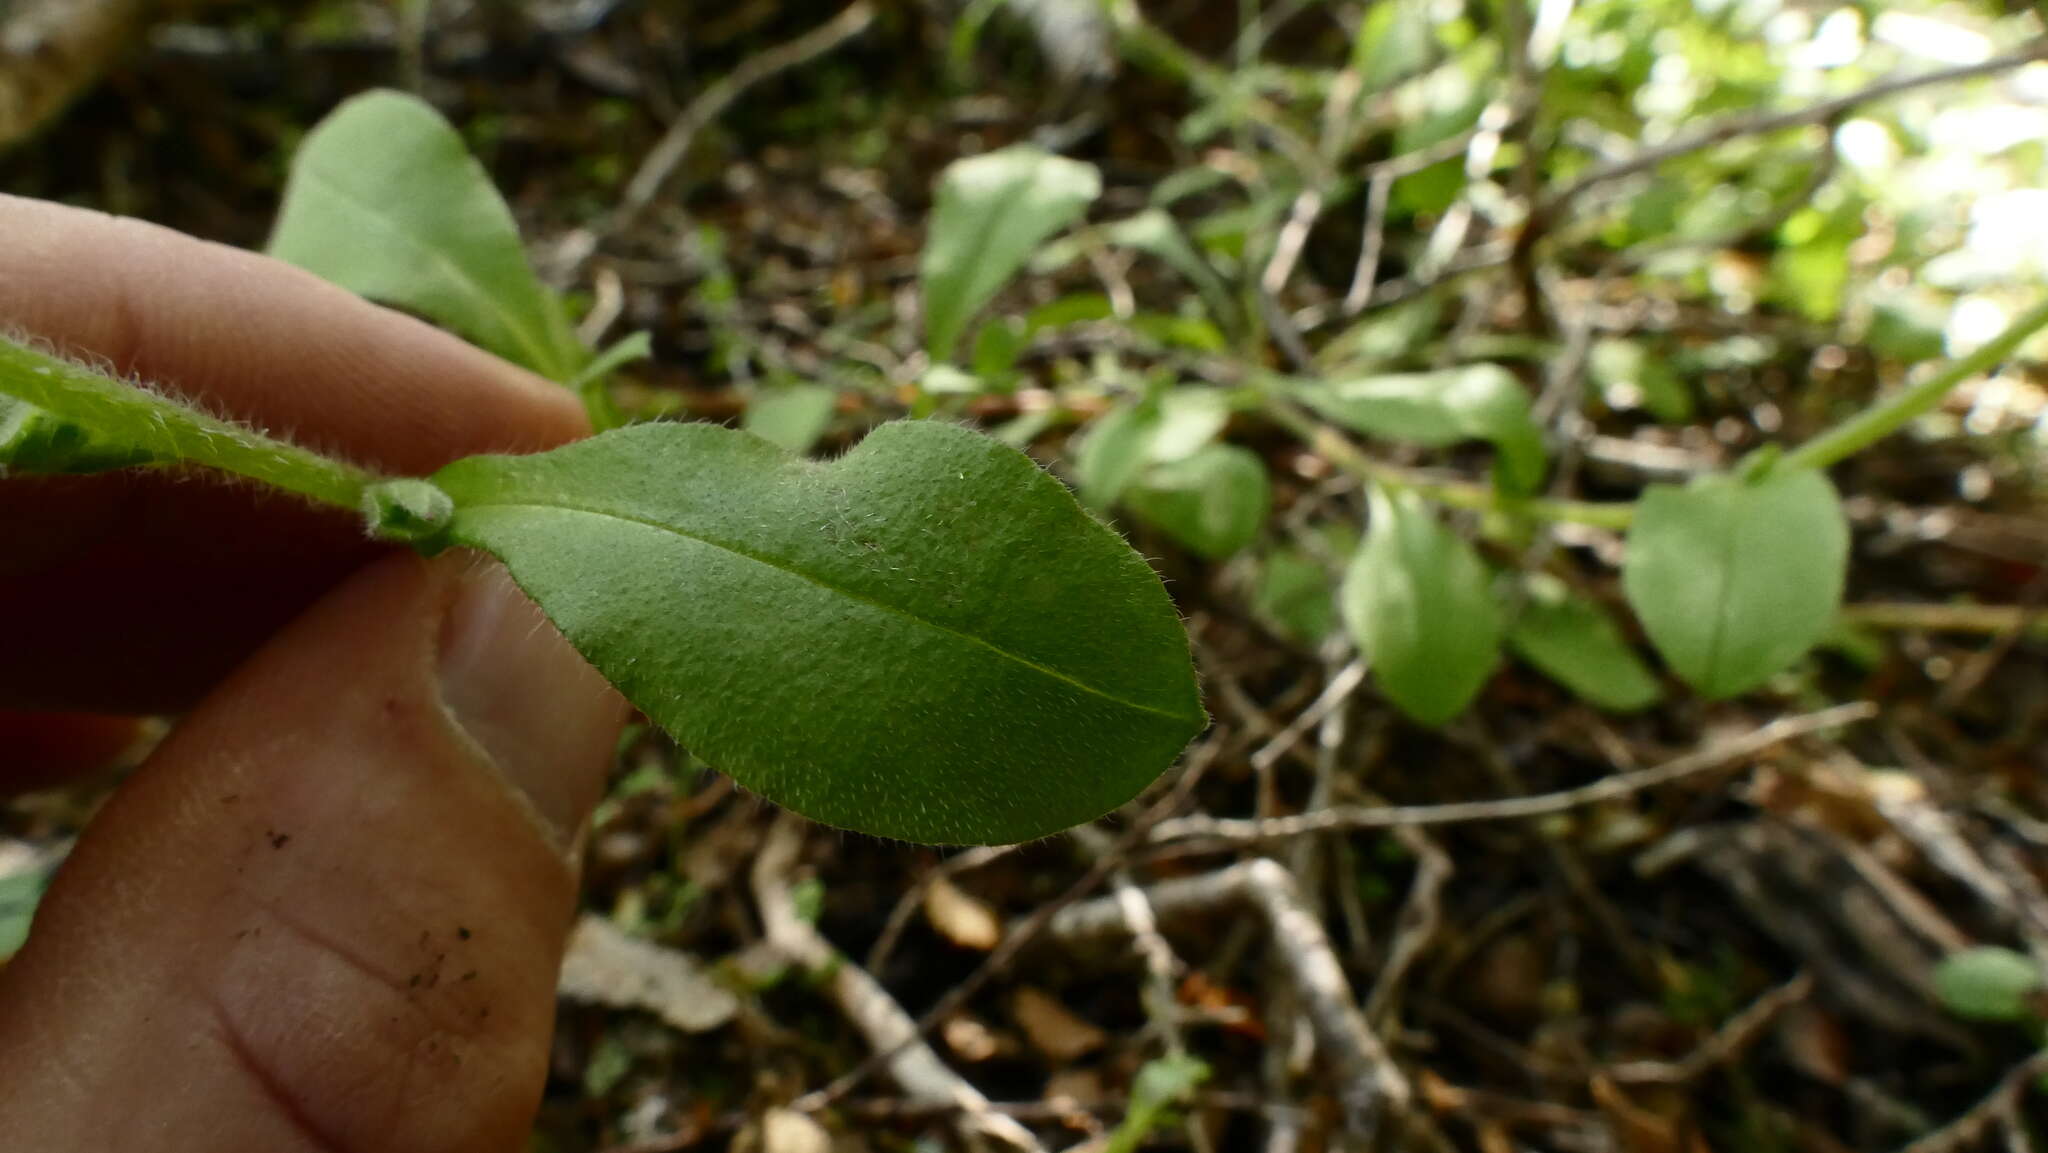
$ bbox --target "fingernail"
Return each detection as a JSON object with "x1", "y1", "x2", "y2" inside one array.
[{"x1": 437, "y1": 555, "x2": 625, "y2": 847}]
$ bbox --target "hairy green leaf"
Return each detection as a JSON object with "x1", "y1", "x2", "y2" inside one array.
[
  {"x1": 1342, "y1": 487, "x2": 1501, "y2": 725},
  {"x1": 1125, "y1": 443, "x2": 1271, "y2": 559},
  {"x1": 269, "y1": 89, "x2": 584, "y2": 381},
  {"x1": 1623, "y1": 469, "x2": 1848, "y2": 698},
  {"x1": 1507, "y1": 576, "x2": 1661, "y2": 712},
  {"x1": 1295, "y1": 365, "x2": 1547, "y2": 493},
  {"x1": 923, "y1": 147, "x2": 1101, "y2": 362},
  {"x1": 742, "y1": 384, "x2": 838, "y2": 455},
  {"x1": 1072, "y1": 389, "x2": 1229, "y2": 510},
  {"x1": 431, "y1": 420, "x2": 1203, "y2": 844},
  {"x1": 1935, "y1": 947, "x2": 2042, "y2": 1022}
]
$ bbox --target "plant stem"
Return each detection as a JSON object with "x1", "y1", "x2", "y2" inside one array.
[
  {"x1": 1258, "y1": 394, "x2": 1638, "y2": 529},
  {"x1": 1781, "y1": 297, "x2": 2048, "y2": 472},
  {"x1": 1841, "y1": 602, "x2": 2048, "y2": 638},
  {"x1": 0, "y1": 335, "x2": 374, "y2": 510}
]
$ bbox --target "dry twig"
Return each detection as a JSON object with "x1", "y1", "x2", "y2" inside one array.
[
  {"x1": 1043, "y1": 858, "x2": 1414, "y2": 1143},
  {"x1": 751, "y1": 814, "x2": 1043, "y2": 1151},
  {"x1": 1152, "y1": 703, "x2": 1876, "y2": 845}
]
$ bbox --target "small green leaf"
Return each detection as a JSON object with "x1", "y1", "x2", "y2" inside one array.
[
  {"x1": 0, "y1": 858, "x2": 53, "y2": 960},
  {"x1": 1252, "y1": 539, "x2": 1349, "y2": 647},
  {"x1": 1071, "y1": 388, "x2": 1229, "y2": 511},
  {"x1": 923, "y1": 147, "x2": 1102, "y2": 362},
  {"x1": 566, "y1": 332, "x2": 652, "y2": 431},
  {"x1": 742, "y1": 385, "x2": 838, "y2": 455},
  {"x1": 1105, "y1": 1055, "x2": 1211, "y2": 1153},
  {"x1": 1935, "y1": 947, "x2": 2043, "y2": 1022},
  {"x1": 1295, "y1": 365, "x2": 1547, "y2": 493},
  {"x1": 269, "y1": 89, "x2": 584, "y2": 381},
  {"x1": 1588, "y1": 339, "x2": 1693, "y2": 423},
  {"x1": 1342, "y1": 487, "x2": 1502, "y2": 725},
  {"x1": 1623, "y1": 469, "x2": 1848, "y2": 699},
  {"x1": 1074, "y1": 397, "x2": 1162, "y2": 510},
  {"x1": 431, "y1": 420, "x2": 1203, "y2": 845},
  {"x1": 1507, "y1": 576, "x2": 1661, "y2": 712},
  {"x1": 1125, "y1": 443, "x2": 1271, "y2": 559}
]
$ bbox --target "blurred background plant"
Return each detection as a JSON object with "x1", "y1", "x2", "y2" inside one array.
[{"x1": 3, "y1": 0, "x2": 2048, "y2": 1150}]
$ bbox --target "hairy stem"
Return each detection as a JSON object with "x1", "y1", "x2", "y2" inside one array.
[
  {"x1": 0, "y1": 334, "x2": 375, "y2": 510},
  {"x1": 1781, "y1": 297, "x2": 2048, "y2": 472}
]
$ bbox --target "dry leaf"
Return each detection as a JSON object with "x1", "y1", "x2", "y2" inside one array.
[
  {"x1": 556, "y1": 914, "x2": 738, "y2": 1033},
  {"x1": 923, "y1": 875, "x2": 1002, "y2": 951},
  {"x1": 734, "y1": 1108, "x2": 831, "y2": 1153},
  {"x1": 1011, "y1": 986, "x2": 1108, "y2": 1061}
]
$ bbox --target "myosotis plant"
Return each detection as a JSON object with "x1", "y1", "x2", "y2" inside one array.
[{"x1": 0, "y1": 91, "x2": 1205, "y2": 847}]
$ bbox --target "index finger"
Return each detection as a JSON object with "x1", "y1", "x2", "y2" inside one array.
[{"x1": 0, "y1": 195, "x2": 593, "y2": 713}]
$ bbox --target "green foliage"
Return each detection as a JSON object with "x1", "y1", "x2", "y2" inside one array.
[
  {"x1": 269, "y1": 90, "x2": 586, "y2": 382},
  {"x1": 1588, "y1": 339, "x2": 1693, "y2": 423},
  {"x1": 1103, "y1": 1054, "x2": 1210, "y2": 1153},
  {"x1": 742, "y1": 384, "x2": 838, "y2": 455},
  {"x1": 1124, "y1": 443, "x2": 1271, "y2": 558},
  {"x1": 0, "y1": 860, "x2": 53, "y2": 960},
  {"x1": 922, "y1": 147, "x2": 1102, "y2": 362},
  {"x1": 1342, "y1": 486, "x2": 1502, "y2": 725},
  {"x1": 430, "y1": 420, "x2": 1203, "y2": 844},
  {"x1": 267, "y1": 90, "x2": 648, "y2": 429},
  {"x1": 1935, "y1": 947, "x2": 2044, "y2": 1023},
  {"x1": 1295, "y1": 365, "x2": 1547, "y2": 493},
  {"x1": 1507, "y1": 576, "x2": 1661, "y2": 712},
  {"x1": 1623, "y1": 469, "x2": 1848, "y2": 699}
]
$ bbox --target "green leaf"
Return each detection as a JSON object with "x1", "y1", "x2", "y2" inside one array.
[
  {"x1": 269, "y1": 89, "x2": 584, "y2": 381},
  {"x1": 1342, "y1": 487, "x2": 1502, "y2": 725},
  {"x1": 1507, "y1": 576, "x2": 1661, "y2": 712},
  {"x1": 923, "y1": 147, "x2": 1102, "y2": 362},
  {"x1": 1252, "y1": 540, "x2": 1348, "y2": 647},
  {"x1": 1622, "y1": 469, "x2": 1849, "y2": 699},
  {"x1": 1935, "y1": 947, "x2": 2043, "y2": 1022},
  {"x1": 430, "y1": 420, "x2": 1203, "y2": 845},
  {"x1": 1124, "y1": 443, "x2": 1271, "y2": 559},
  {"x1": 1074, "y1": 397, "x2": 1161, "y2": 510},
  {"x1": 742, "y1": 385, "x2": 838, "y2": 455},
  {"x1": 1296, "y1": 365, "x2": 1547, "y2": 493},
  {"x1": 566, "y1": 332, "x2": 652, "y2": 431},
  {"x1": 1071, "y1": 388, "x2": 1229, "y2": 510},
  {"x1": 0, "y1": 856, "x2": 55, "y2": 960},
  {"x1": 1588, "y1": 339, "x2": 1693, "y2": 423}
]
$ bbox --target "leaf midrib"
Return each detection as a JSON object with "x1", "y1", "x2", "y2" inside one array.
[
  {"x1": 297, "y1": 167, "x2": 566, "y2": 378},
  {"x1": 453, "y1": 497, "x2": 1200, "y2": 726}
]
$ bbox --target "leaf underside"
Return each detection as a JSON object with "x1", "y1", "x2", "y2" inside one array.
[
  {"x1": 1342, "y1": 486, "x2": 1502, "y2": 725},
  {"x1": 267, "y1": 90, "x2": 583, "y2": 381},
  {"x1": 432, "y1": 420, "x2": 1204, "y2": 845},
  {"x1": 1623, "y1": 469, "x2": 1848, "y2": 699}
]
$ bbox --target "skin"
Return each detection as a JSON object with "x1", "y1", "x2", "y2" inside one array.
[{"x1": 0, "y1": 194, "x2": 630, "y2": 1151}]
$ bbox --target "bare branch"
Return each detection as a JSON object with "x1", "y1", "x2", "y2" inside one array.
[{"x1": 1153, "y1": 703, "x2": 1876, "y2": 845}]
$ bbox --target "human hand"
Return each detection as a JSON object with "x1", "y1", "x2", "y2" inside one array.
[{"x1": 0, "y1": 195, "x2": 629, "y2": 1150}]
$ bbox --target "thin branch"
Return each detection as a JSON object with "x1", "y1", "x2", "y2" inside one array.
[
  {"x1": 1549, "y1": 43, "x2": 2048, "y2": 209},
  {"x1": 615, "y1": 1, "x2": 877, "y2": 225},
  {"x1": 1843, "y1": 603, "x2": 2048, "y2": 638},
  {"x1": 1607, "y1": 972, "x2": 1814, "y2": 1084},
  {"x1": 1894, "y1": 1048, "x2": 2048, "y2": 1153},
  {"x1": 1043, "y1": 858, "x2": 1414, "y2": 1143},
  {"x1": 751, "y1": 814, "x2": 1043, "y2": 1151},
  {"x1": 1152, "y1": 703, "x2": 1876, "y2": 845}
]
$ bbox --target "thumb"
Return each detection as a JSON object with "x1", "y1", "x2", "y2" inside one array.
[{"x1": 0, "y1": 550, "x2": 626, "y2": 1152}]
